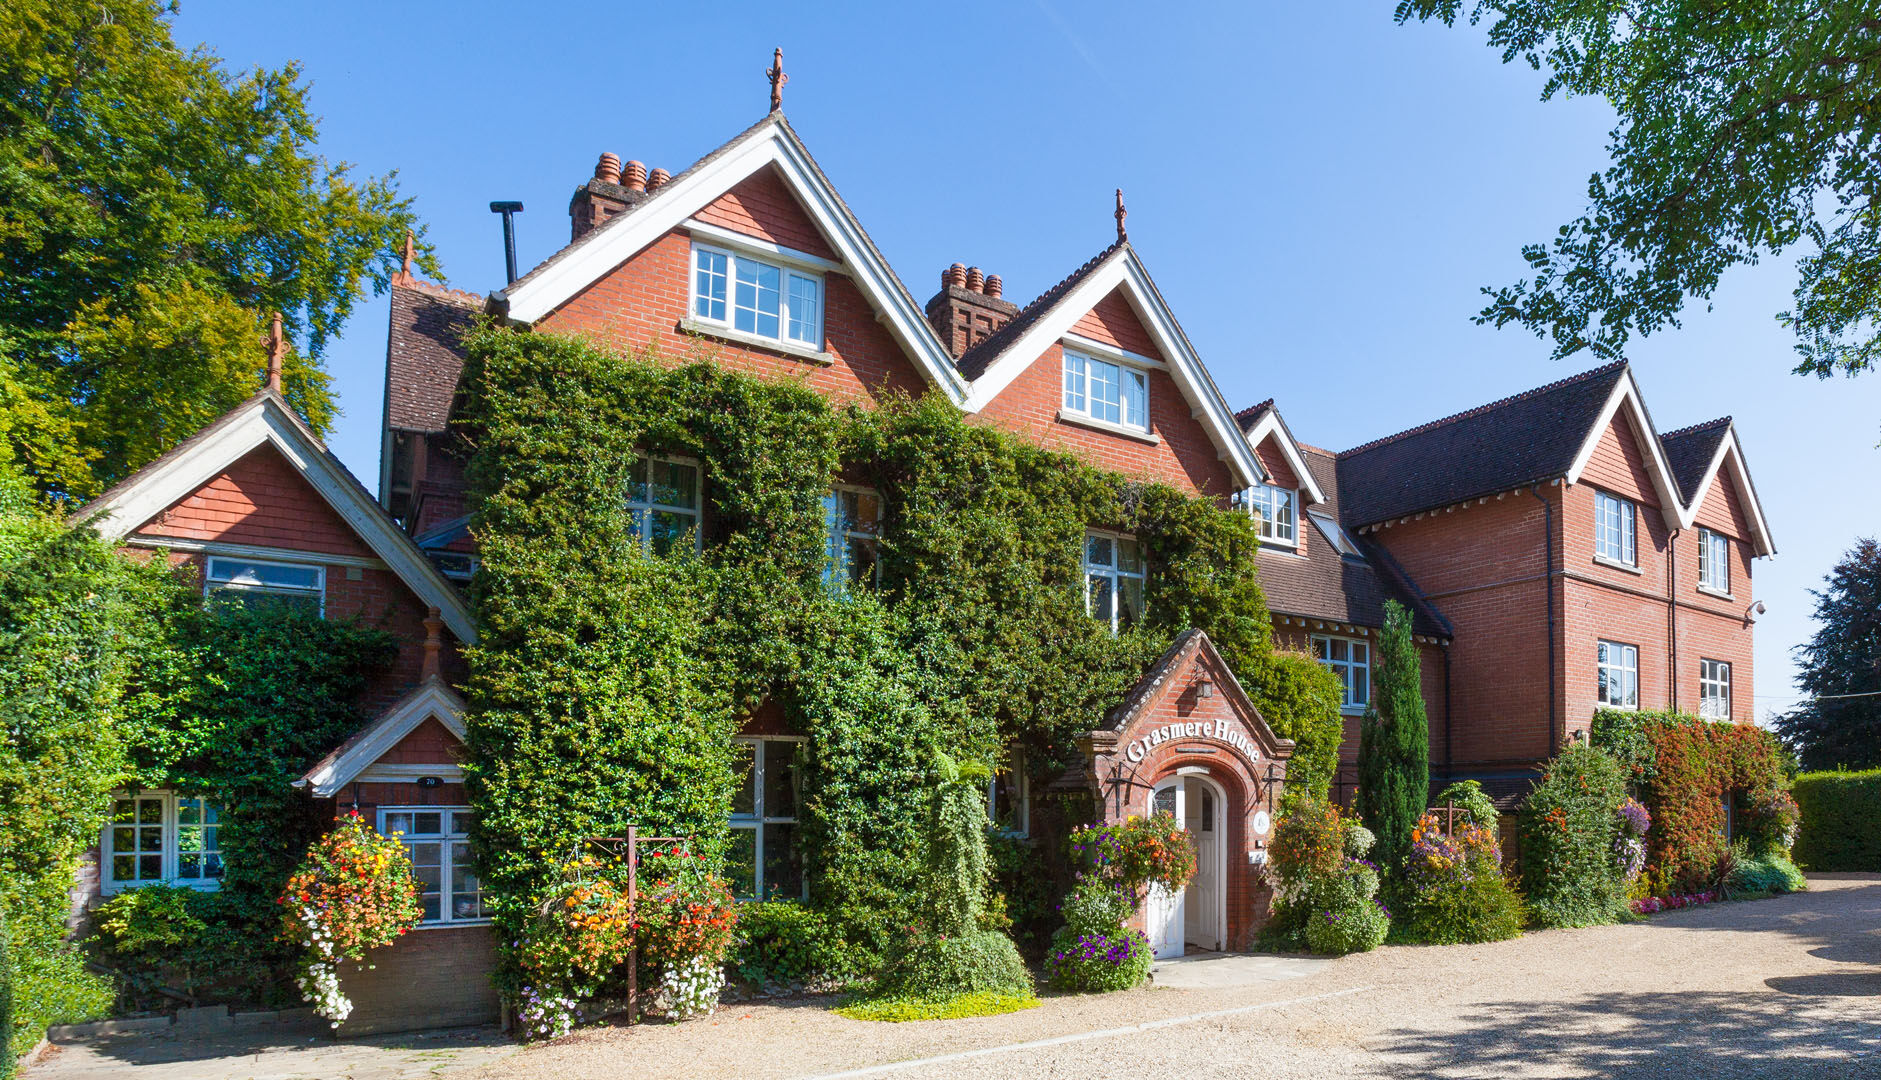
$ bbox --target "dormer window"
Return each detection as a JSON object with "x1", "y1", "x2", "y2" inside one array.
[
  {"x1": 1063, "y1": 351, "x2": 1148, "y2": 432},
  {"x1": 692, "y1": 244, "x2": 822, "y2": 349},
  {"x1": 1237, "y1": 483, "x2": 1296, "y2": 547}
]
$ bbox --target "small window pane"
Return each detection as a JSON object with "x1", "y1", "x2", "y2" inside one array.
[
  {"x1": 1118, "y1": 576, "x2": 1144, "y2": 629},
  {"x1": 762, "y1": 741, "x2": 799, "y2": 820},
  {"x1": 1085, "y1": 535, "x2": 1113, "y2": 567},
  {"x1": 762, "y1": 823, "x2": 803, "y2": 900},
  {"x1": 649, "y1": 510, "x2": 693, "y2": 555},
  {"x1": 727, "y1": 828, "x2": 758, "y2": 899},
  {"x1": 1088, "y1": 574, "x2": 1114, "y2": 622},
  {"x1": 138, "y1": 855, "x2": 161, "y2": 880},
  {"x1": 1121, "y1": 368, "x2": 1147, "y2": 429},
  {"x1": 1152, "y1": 787, "x2": 1177, "y2": 819},
  {"x1": 1063, "y1": 354, "x2": 1087, "y2": 411},
  {"x1": 786, "y1": 274, "x2": 820, "y2": 344},
  {"x1": 1116, "y1": 538, "x2": 1142, "y2": 574},
  {"x1": 731, "y1": 742, "x2": 757, "y2": 818},
  {"x1": 695, "y1": 249, "x2": 728, "y2": 321},
  {"x1": 650, "y1": 460, "x2": 698, "y2": 509}
]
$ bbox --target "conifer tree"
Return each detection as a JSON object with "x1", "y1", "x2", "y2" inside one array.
[
  {"x1": 1357, "y1": 600, "x2": 1429, "y2": 868},
  {"x1": 1775, "y1": 537, "x2": 1881, "y2": 771}
]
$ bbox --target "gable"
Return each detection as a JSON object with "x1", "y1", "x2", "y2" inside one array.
[
  {"x1": 73, "y1": 393, "x2": 475, "y2": 643},
  {"x1": 1578, "y1": 409, "x2": 1662, "y2": 507},
  {"x1": 133, "y1": 444, "x2": 376, "y2": 560},
  {"x1": 1070, "y1": 288, "x2": 1161, "y2": 359},
  {"x1": 1100, "y1": 629, "x2": 1295, "y2": 764},
  {"x1": 382, "y1": 716, "x2": 465, "y2": 765},
  {"x1": 1252, "y1": 432, "x2": 1301, "y2": 491},
  {"x1": 497, "y1": 116, "x2": 967, "y2": 400},
  {"x1": 693, "y1": 166, "x2": 838, "y2": 261},
  {"x1": 296, "y1": 679, "x2": 466, "y2": 797},
  {"x1": 1692, "y1": 464, "x2": 1752, "y2": 540}
]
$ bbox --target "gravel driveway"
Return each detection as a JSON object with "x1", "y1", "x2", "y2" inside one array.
[
  {"x1": 31, "y1": 875, "x2": 1878, "y2": 1079},
  {"x1": 468, "y1": 873, "x2": 1881, "y2": 1080}
]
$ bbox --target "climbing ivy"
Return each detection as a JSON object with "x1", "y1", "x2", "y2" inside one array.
[{"x1": 457, "y1": 326, "x2": 1331, "y2": 968}]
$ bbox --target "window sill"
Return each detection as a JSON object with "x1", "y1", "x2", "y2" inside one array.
[
  {"x1": 1256, "y1": 544, "x2": 1306, "y2": 559},
  {"x1": 101, "y1": 879, "x2": 221, "y2": 897},
  {"x1": 1055, "y1": 409, "x2": 1160, "y2": 444},
  {"x1": 677, "y1": 319, "x2": 833, "y2": 366},
  {"x1": 412, "y1": 919, "x2": 493, "y2": 931},
  {"x1": 1592, "y1": 555, "x2": 1643, "y2": 575},
  {"x1": 1697, "y1": 584, "x2": 1735, "y2": 601},
  {"x1": 1340, "y1": 706, "x2": 1368, "y2": 717}
]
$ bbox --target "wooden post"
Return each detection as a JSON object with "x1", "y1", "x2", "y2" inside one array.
[{"x1": 625, "y1": 825, "x2": 638, "y2": 1025}]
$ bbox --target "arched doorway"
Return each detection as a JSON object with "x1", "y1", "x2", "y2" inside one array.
[{"x1": 1144, "y1": 770, "x2": 1229, "y2": 959}]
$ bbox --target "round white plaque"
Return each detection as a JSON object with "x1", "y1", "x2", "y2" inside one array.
[{"x1": 1252, "y1": 810, "x2": 1272, "y2": 836}]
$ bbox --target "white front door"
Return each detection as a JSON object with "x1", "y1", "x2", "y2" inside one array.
[
  {"x1": 1145, "y1": 781, "x2": 1185, "y2": 959},
  {"x1": 1185, "y1": 784, "x2": 1221, "y2": 950}
]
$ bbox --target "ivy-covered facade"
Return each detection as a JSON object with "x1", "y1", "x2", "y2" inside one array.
[{"x1": 62, "y1": 92, "x2": 1775, "y2": 1036}]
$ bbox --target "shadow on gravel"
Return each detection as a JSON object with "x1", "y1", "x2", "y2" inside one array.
[
  {"x1": 54, "y1": 1021, "x2": 503, "y2": 1070},
  {"x1": 1372, "y1": 991, "x2": 1880, "y2": 1079}
]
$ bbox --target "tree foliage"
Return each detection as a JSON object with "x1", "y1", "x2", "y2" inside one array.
[
  {"x1": 0, "y1": 449, "x2": 169, "y2": 1057},
  {"x1": 1397, "y1": 1, "x2": 1881, "y2": 378},
  {"x1": 1773, "y1": 537, "x2": 1881, "y2": 771},
  {"x1": 0, "y1": 0, "x2": 436, "y2": 498},
  {"x1": 1356, "y1": 600, "x2": 1429, "y2": 868}
]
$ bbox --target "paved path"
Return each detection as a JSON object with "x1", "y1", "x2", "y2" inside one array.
[{"x1": 30, "y1": 875, "x2": 1880, "y2": 1079}]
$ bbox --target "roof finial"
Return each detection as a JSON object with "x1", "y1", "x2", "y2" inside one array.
[
  {"x1": 393, "y1": 229, "x2": 416, "y2": 287},
  {"x1": 265, "y1": 312, "x2": 286, "y2": 394},
  {"x1": 767, "y1": 47, "x2": 789, "y2": 113},
  {"x1": 1115, "y1": 188, "x2": 1127, "y2": 243}
]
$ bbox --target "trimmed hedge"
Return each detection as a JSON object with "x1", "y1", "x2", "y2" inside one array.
[{"x1": 1792, "y1": 769, "x2": 1881, "y2": 871}]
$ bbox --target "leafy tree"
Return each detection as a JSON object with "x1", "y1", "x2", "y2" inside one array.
[
  {"x1": 1357, "y1": 600, "x2": 1430, "y2": 868},
  {"x1": 0, "y1": 0, "x2": 438, "y2": 498},
  {"x1": 1396, "y1": 2, "x2": 1881, "y2": 379},
  {"x1": 1775, "y1": 537, "x2": 1881, "y2": 771}
]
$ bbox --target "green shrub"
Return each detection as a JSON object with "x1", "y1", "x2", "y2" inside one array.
[
  {"x1": 1247, "y1": 650, "x2": 1345, "y2": 801},
  {"x1": 1792, "y1": 769, "x2": 1881, "y2": 871},
  {"x1": 1519, "y1": 745, "x2": 1630, "y2": 928},
  {"x1": 1043, "y1": 880, "x2": 1150, "y2": 993},
  {"x1": 1433, "y1": 780, "x2": 1499, "y2": 829},
  {"x1": 8, "y1": 944, "x2": 110, "y2": 1064},
  {"x1": 731, "y1": 902, "x2": 860, "y2": 988},
  {"x1": 1264, "y1": 800, "x2": 1389, "y2": 953},
  {"x1": 874, "y1": 930, "x2": 1032, "y2": 1000},
  {"x1": 1303, "y1": 895, "x2": 1390, "y2": 956},
  {"x1": 1398, "y1": 811, "x2": 1523, "y2": 945},
  {"x1": 0, "y1": 908, "x2": 12, "y2": 1080},
  {"x1": 1725, "y1": 851, "x2": 1808, "y2": 896}
]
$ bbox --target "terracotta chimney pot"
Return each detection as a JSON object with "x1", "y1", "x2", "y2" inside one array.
[
  {"x1": 984, "y1": 274, "x2": 1003, "y2": 299},
  {"x1": 647, "y1": 167, "x2": 671, "y2": 191},
  {"x1": 965, "y1": 267, "x2": 984, "y2": 293},
  {"x1": 946, "y1": 263, "x2": 968, "y2": 290},
  {"x1": 595, "y1": 152, "x2": 621, "y2": 184},
  {"x1": 623, "y1": 160, "x2": 647, "y2": 192}
]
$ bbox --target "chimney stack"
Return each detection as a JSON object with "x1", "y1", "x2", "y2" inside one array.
[
  {"x1": 925, "y1": 263, "x2": 1019, "y2": 359},
  {"x1": 570, "y1": 150, "x2": 650, "y2": 241}
]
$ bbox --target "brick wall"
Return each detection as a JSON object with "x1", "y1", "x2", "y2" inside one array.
[
  {"x1": 338, "y1": 925, "x2": 500, "y2": 1036},
  {"x1": 1366, "y1": 487, "x2": 1559, "y2": 770},
  {"x1": 693, "y1": 168, "x2": 838, "y2": 261}
]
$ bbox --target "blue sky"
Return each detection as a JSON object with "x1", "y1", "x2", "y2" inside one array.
[{"x1": 174, "y1": 1, "x2": 1879, "y2": 714}]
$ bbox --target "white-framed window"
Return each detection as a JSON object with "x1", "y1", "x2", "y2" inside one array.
[
  {"x1": 823, "y1": 487, "x2": 882, "y2": 591},
  {"x1": 1698, "y1": 527, "x2": 1731, "y2": 593},
  {"x1": 1699, "y1": 658, "x2": 1732, "y2": 719},
  {"x1": 1084, "y1": 532, "x2": 1145, "y2": 632},
  {"x1": 627, "y1": 455, "x2": 702, "y2": 555},
  {"x1": 204, "y1": 556, "x2": 324, "y2": 614},
  {"x1": 1594, "y1": 491, "x2": 1637, "y2": 566},
  {"x1": 1597, "y1": 640, "x2": 1640, "y2": 710},
  {"x1": 1312, "y1": 635, "x2": 1370, "y2": 712},
  {"x1": 1062, "y1": 350, "x2": 1148, "y2": 431},
  {"x1": 1235, "y1": 484, "x2": 1297, "y2": 546},
  {"x1": 729, "y1": 738, "x2": 805, "y2": 901},
  {"x1": 691, "y1": 244, "x2": 822, "y2": 349},
  {"x1": 378, "y1": 807, "x2": 485, "y2": 924},
  {"x1": 988, "y1": 747, "x2": 1030, "y2": 837},
  {"x1": 100, "y1": 792, "x2": 222, "y2": 894}
]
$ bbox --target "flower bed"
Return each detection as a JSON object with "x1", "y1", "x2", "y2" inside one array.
[{"x1": 1631, "y1": 890, "x2": 1720, "y2": 915}]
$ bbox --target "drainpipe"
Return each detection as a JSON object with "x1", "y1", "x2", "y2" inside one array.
[{"x1": 1529, "y1": 483, "x2": 1558, "y2": 755}]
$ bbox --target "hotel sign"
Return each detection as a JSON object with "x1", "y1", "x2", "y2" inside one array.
[{"x1": 1124, "y1": 718, "x2": 1261, "y2": 764}]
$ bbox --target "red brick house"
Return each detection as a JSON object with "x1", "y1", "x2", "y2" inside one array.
[{"x1": 77, "y1": 94, "x2": 1773, "y2": 1022}]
